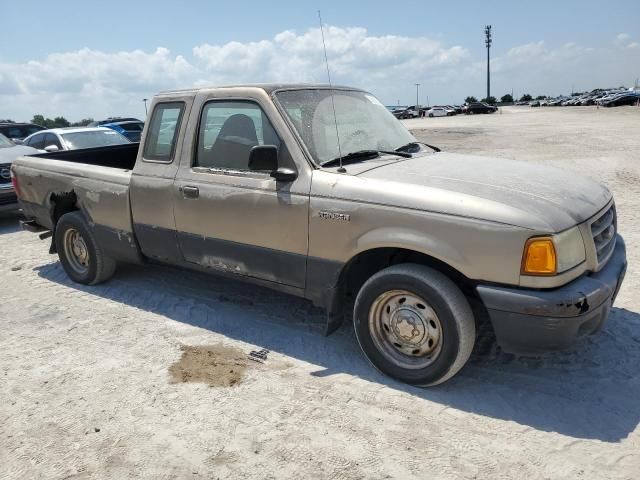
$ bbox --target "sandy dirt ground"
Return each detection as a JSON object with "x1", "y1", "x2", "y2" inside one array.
[{"x1": 1, "y1": 106, "x2": 639, "y2": 479}]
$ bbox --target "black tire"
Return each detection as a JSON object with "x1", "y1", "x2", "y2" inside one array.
[
  {"x1": 354, "y1": 264, "x2": 475, "y2": 386},
  {"x1": 429, "y1": 113, "x2": 434, "y2": 118},
  {"x1": 55, "y1": 211, "x2": 116, "y2": 285}
]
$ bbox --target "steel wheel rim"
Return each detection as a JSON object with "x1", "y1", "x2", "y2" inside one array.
[
  {"x1": 368, "y1": 289, "x2": 443, "y2": 370},
  {"x1": 63, "y1": 228, "x2": 90, "y2": 275}
]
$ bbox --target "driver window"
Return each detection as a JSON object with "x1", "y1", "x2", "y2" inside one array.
[{"x1": 195, "y1": 101, "x2": 280, "y2": 171}]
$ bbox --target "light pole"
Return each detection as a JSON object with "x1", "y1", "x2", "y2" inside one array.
[
  {"x1": 142, "y1": 98, "x2": 148, "y2": 116},
  {"x1": 415, "y1": 83, "x2": 420, "y2": 108},
  {"x1": 485, "y1": 25, "x2": 492, "y2": 101}
]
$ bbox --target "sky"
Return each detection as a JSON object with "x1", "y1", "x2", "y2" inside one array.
[{"x1": 1, "y1": 0, "x2": 639, "y2": 121}]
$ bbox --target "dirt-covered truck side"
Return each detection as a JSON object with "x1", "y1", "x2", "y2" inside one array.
[{"x1": 11, "y1": 84, "x2": 627, "y2": 386}]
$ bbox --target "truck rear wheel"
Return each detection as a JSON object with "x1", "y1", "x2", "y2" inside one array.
[
  {"x1": 55, "y1": 211, "x2": 116, "y2": 285},
  {"x1": 354, "y1": 264, "x2": 475, "y2": 386}
]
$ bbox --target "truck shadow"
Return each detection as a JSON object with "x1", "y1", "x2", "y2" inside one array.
[
  {"x1": 35, "y1": 260, "x2": 640, "y2": 443},
  {"x1": 0, "y1": 212, "x2": 22, "y2": 234}
]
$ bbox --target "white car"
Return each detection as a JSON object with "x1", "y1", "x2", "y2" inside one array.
[
  {"x1": 425, "y1": 107, "x2": 449, "y2": 118},
  {"x1": 22, "y1": 127, "x2": 130, "y2": 153}
]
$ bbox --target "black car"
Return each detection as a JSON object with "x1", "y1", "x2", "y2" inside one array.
[
  {"x1": 602, "y1": 93, "x2": 640, "y2": 107},
  {"x1": 0, "y1": 123, "x2": 45, "y2": 143},
  {"x1": 463, "y1": 102, "x2": 497, "y2": 114}
]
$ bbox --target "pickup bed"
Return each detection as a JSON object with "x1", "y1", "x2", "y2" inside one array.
[{"x1": 12, "y1": 84, "x2": 627, "y2": 386}]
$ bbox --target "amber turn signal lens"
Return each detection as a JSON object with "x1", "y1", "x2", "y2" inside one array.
[{"x1": 522, "y1": 238, "x2": 557, "y2": 275}]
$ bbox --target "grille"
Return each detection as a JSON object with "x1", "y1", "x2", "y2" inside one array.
[
  {"x1": 0, "y1": 164, "x2": 10, "y2": 185},
  {"x1": 591, "y1": 204, "x2": 616, "y2": 264}
]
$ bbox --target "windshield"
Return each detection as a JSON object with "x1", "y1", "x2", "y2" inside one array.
[
  {"x1": 61, "y1": 130, "x2": 130, "y2": 150},
  {"x1": 0, "y1": 133, "x2": 14, "y2": 148},
  {"x1": 275, "y1": 89, "x2": 416, "y2": 165}
]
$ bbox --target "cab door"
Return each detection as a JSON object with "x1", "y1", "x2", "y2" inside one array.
[{"x1": 172, "y1": 93, "x2": 311, "y2": 289}]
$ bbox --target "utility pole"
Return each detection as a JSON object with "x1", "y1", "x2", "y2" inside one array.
[
  {"x1": 142, "y1": 98, "x2": 148, "y2": 116},
  {"x1": 485, "y1": 25, "x2": 492, "y2": 100},
  {"x1": 415, "y1": 83, "x2": 420, "y2": 108}
]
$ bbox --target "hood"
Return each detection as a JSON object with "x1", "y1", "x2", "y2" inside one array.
[
  {"x1": 0, "y1": 144, "x2": 39, "y2": 165},
  {"x1": 354, "y1": 153, "x2": 611, "y2": 231}
]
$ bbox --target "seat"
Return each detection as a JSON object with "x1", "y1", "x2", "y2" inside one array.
[{"x1": 201, "y1": 114, "x2": 259, "y2": 170}]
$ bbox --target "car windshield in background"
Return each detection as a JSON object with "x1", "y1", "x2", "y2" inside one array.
[
  {"x1": 275, "y1": 89, "x2": 417, "y2": 166},
  {"x1": 0, "y1": 133, "x2": 14, "y2": 148},
  {"x1": 61, "y1": 130, "x2": 130, "y2": 150}
]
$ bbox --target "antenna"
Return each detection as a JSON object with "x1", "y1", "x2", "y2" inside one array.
[{"x1": 318, "y1": 10, "x2": 345, "y2": 173}]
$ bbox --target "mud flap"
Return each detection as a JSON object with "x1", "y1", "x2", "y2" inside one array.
[{"x1": 325, "y1": 311, "x2": 344, "y2": 336}]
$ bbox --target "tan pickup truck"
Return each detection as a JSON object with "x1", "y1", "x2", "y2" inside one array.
[{"x1": 12, "y1": 84, "x2": 627, "y2": 386}]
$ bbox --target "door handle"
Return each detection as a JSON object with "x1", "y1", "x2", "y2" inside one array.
[{"x1": 181, "y1": 186, "x2": 199, "y2": 199}]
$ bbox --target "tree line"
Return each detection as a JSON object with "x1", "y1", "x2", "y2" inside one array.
[
  {"x1": 0, "y1": 116, "x2": 94, "y2": 128},
  {"x1": 463, "y1": 92, "x2": 591, "y2": 105}
]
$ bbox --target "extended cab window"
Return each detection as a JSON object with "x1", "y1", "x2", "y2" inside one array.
[
  {"x1": 143, "y1": 102, "x2": 184, "y2": 161},
  {"x1": 195, "y1": 101, "x2": 280, "y2": 171}
]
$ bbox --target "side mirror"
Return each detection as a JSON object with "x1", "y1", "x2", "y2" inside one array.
[
  {"x1": 44, "y1": 145, "x2": 59, "y2": 153},
  {"x1": 271, "y1": 168, "x2": 297, "y2": 182},
  {"x1": 11, "y1": 138, "x2": 23, "y2": 145},
  {"x1": 248, "y1": 145, "x2": 278, "y2": 171}
]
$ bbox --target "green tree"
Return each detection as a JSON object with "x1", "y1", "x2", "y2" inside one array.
[
  {"x1": 53, "y1": 117, "x2": 70, "y2": 128},
  {"x1": 71, "y1": 118, "x2": 94, "y2": 127},
  {"x1": 519, "y1": 94, "x2": 533, "y2": 102},
  {"x1": 535, "y1": 95, "x2": 546, "y2": 100},
  {"x1": 31, "y1": 115, "x2": 47, "y2": 127},
  {"x1": 481, "y1": 96, "x2": 497, "y2": 105},
  {"x1": 500, "y1": 94, "x2": 514, "y2": 103},
  {"x1": 464, "y1": 96, "x2": 478, "y2": 103}
]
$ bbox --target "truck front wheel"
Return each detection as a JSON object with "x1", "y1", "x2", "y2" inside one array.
[
  {"x1": 55, "y1": 211, "x2": 116, "y2": 285},
  {"x1": 354, "y1": 264, "x2": 475, "y2": 386}
]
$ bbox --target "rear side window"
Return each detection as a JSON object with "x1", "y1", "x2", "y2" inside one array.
[
  {"x1": 143, "y1": 102, "x2": 184, "y2": 162},
  {"x1": 25, "y1": 133, "x2": 46, "y2": 150}
]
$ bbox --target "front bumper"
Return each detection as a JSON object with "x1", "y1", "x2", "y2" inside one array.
[
  {"x1": 477, "y1": 235, "x2": 627, "y2": 355},
  {"x1": 0, "y1": 184, "x2": 19, "y2": 212}
]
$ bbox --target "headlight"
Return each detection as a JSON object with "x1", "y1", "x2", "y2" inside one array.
[{"x1": 521, "y1": 227, "x2": 585, "y2": 275}]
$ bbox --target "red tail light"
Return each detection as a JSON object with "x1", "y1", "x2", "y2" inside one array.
[{"x1": 10, "y1": 165, "x2": 22, "y2": 198}]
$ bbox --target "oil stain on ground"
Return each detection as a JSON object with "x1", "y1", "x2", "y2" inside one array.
[{"x1": 169, "y1": 344, "x2": 248, "y2": 387}]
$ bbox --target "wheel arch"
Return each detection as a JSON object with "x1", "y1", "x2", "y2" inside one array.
[
  {"x1": 319, "y1": 243, "x2": 481, "y2": 335},
  {"x1": 48, "y1": 190, "x2": 80, "y2": 253}
]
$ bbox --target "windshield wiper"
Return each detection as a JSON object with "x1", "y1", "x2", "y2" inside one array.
[
  {"x1": 395, "y1": 141, "x2": 441, "y2": 153},
  {"x1": 321, "y1": 149, "x2": 412, "y2": 168}
]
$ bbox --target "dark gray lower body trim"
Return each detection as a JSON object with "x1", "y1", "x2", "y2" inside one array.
[
  {"x1": 477, "y1": 235, "x2": 627, "y2": 354},
  {"x1": 178, "y1": 231, "x2": 307, "y2": 289},
  {"x1": 92, "y1": 224, "x2": 144, "y2": 264}
]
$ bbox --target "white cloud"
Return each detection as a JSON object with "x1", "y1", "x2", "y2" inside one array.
[
  {"x1": 0, "y1": 26, "x2": 638, "y2": 121},
  {"x1": 615, "y1": 33, "x2": 630, "y2": 45}
]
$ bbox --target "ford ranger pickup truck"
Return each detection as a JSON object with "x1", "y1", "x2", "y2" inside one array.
[{"x1": 11, "y1": 84, "x2": 627, "y2": 386}]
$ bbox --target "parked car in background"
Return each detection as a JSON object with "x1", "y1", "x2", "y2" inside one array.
[
  {"x1": 0, "y1": 133, "x2": 38, "y2": 212},
  {"x1": 425, "y1": 107, "x2": 448, "y2": 117},
  {"x1": 0, "y1": 123, "x2": 45, "y2": 144},
  {"x1": 101, "y1": 119, "x2": 145, "y2": 142},
  {"x1": 393, "y1": 106, "x2": 420, "y2": 119},
  {"x1": 22, "y1": 127, "x2": 130, "y2": 153},
  {"x1": 464, "y1": 102, "x2": 497, "y2": 114},
  {"x1": 601, "y1": 92, "x2": 640, "y2": 107},
  {"x1": 89, "y1": 117, "x2": 142, "y2": 127}
]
